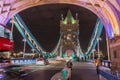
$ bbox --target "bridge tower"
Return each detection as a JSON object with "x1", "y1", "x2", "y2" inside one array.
[{"x1": 60, "y1": 10, "x2": 80, "y2": 58}]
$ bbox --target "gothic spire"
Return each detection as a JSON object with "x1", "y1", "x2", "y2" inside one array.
[{"x1": 63, "y1": 10, "x2": 76, "y2": 24}]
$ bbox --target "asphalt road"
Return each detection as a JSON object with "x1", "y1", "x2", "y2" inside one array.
[{"x1": 18, "y1": 62, "x2": 99, "y2": 80}]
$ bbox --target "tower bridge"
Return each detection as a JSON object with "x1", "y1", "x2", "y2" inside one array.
[
  {"x1": 0, "y1": 0, "x2": 120, "y2": 80},
  {"x1": 59, "y1": 10, "x2": 81, "y2": 58},
  {"x1": 11, "y1": 10, "x2": 103, "y2": 60}
]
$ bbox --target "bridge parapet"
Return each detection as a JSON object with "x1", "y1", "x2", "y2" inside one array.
[
  {"x1": 94, "y1": 60, "x2": 120, "y2": 80},
  {"x1": 98, "y1": 68, "x2": 120, "y2": 80},
  {"x1": 101, "y1": 60, "x2": 111, "y2": 68}
]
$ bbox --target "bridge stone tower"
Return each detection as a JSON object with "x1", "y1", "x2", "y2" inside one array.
[{"x1": 60, "y1": 10, "x2": 80, "y2": 58}]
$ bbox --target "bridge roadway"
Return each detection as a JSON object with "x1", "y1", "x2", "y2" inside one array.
[{"x1": 15, "y1": 61, "x2": 99, "y2": 80}]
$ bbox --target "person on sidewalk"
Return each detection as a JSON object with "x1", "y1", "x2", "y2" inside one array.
[
  {"x1": 50, "y1": 64, "x2": 71, "y2": 80},
  {"x1": 94, "y1": 58, "x2": 101, "y2": 75},
  {"x1": 94, "y1": 58, "x2": 101, "y2": 67},
  {"x1": 51, "y1": 60, "x2": 72, "y2": 80},
  {"x1": 62, "y1": 60, "x2": 72, "y2": 80}
]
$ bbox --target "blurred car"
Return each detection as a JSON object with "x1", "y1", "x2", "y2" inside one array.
[
  {"x1": 36, "y1": 57, "x2": 49, "y2": 65},
  {"x1": 4, "y1": 65, "x2": 27, "y2": 79}
]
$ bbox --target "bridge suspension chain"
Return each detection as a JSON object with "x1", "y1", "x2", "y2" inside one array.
[{"x1": 13, "y1": 14, "x2": 45, "y2": 53}]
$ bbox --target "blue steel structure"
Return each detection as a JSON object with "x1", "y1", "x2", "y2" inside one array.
[
  {"x1": 82, "y1": 18, "x2": 103, "y2": 57},
  {"x1": 13, "y1": 14, "x2": 45, "y2": 53},
  {"x1": 13, "y1": 14, "x2": 57, "y2": 58}
]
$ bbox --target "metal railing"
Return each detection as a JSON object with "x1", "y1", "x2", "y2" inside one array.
[
  {"x1": 97, "y1": 60, "x2": 120, "y2": 80},
  {"x1": 98, "y1": 69, "x2": 120, "y2": 80},
  {"x1": 89, "y1": 59, "x2": 120, "y2": 80},
  {"x1": 101, "y1": 60, "x2": 111, "y2": 68}
]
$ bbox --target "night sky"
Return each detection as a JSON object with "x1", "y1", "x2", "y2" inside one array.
[{"x1": 12, "y1": 4, "x2": 107, "y2": 55}]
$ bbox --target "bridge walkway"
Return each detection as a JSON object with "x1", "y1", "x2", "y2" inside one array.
[{"x1": 71, "y1": 62, "x2": 99, "y2": 80}]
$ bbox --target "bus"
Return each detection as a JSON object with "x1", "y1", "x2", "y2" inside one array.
[{"x1": 0, "y1": 24, "x2": 14, "y2": 51}]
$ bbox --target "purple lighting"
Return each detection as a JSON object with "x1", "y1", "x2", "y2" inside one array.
[
  {"x1": 108, "y1": 0, "x2": 120, "y2": 23},
  {"x1": 108, "y1": 23, "x2": 114, "y2": 38},
  {"x1": 116, "y1": 0, "x2": 120, "y2": 5},
  {"x1": 0, "y1": 73, "x2": 5, "y2": 79}
]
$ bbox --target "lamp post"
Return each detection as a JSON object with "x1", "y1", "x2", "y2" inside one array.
[
  {"x1": 88, "y1": 54, "x2": 91, "y2": 60},
  {"x1": 106, "y1": 33, "x2": 110, "y2": 60},
  {"x1": 97, "y1": 37, "x2": 101, "y2": 58},
  {"x1": 60, "y1": 45, "x2": 62, "y2": 57},
  {"x1": 22, "y1": 39, "x2": 26, "y2": 53},
  {"x1": 10, "y1": 17, "x2": 15, "y2": 40},
  {"x1": 92, "y1": 49, "x2": 96, "y2": 60}
]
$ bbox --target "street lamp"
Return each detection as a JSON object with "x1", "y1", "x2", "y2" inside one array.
[
  {"x1": 10, "y1": 17, "x2": 15, "y2": 40},
  {"x1": 92, "y1": 49, "x2": 96, "y2": 60},
  {"x1": 97, "y1": 37, "x2": 101, "y2": 58},
  {"x1": 22, "y1": 38, "x2": 26, "y2": 53},
  {"x1": 106, "y1": 33, "x2": 110, "y2": 60}
]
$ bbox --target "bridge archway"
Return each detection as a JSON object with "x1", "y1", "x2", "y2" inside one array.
[{"x1": 0, "y1": 0, "x2": 120, "y2": 38}]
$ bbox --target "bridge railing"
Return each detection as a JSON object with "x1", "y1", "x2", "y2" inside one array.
[
  {"x1": 89, "y1": 59, "x2": 120, "y2": 80},
  {"x1": 88, "y1": 59, "x2": 111, "y2": 68},
  {"x1": 96, "y1": 60, "x2": 120, "y2": 80},
  {"x1": 101, "y1": 60, "x2": 111, "y2": 68},
  {"x1": 98, "y1": 68, "x2": 120, "y2": 80}
]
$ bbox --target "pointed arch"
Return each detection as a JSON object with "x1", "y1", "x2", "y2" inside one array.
[{"x1": 0, "y1": 0, "x2": 119, "y2": 38}]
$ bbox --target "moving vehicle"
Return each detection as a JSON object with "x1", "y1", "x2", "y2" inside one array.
[
  {"x1": 36, "y1": 56, "x2": 49, "y2": 65},
  {"x1": 0, "y1": 24, "x2": 14, "y2": 51}
]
